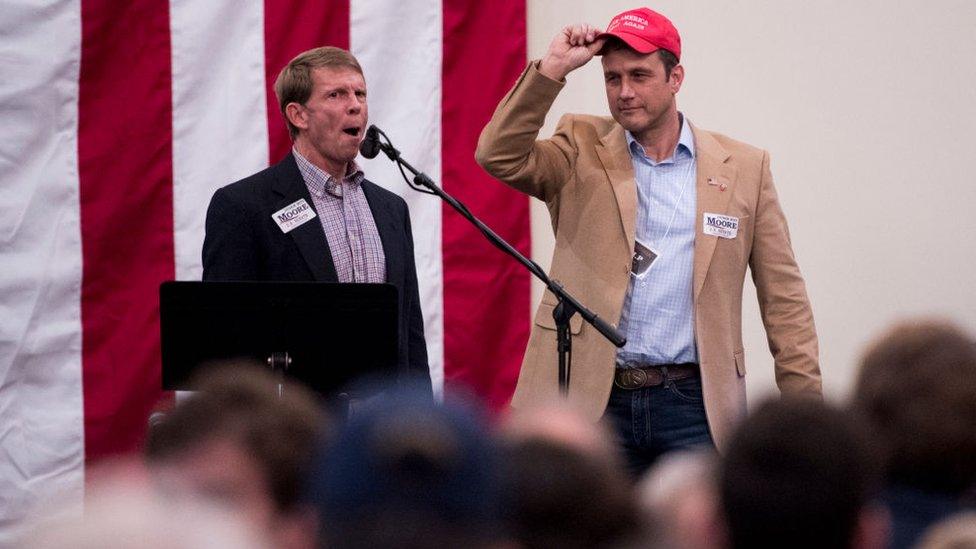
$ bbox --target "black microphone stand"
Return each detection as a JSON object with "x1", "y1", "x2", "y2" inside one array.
[{"x1": 363, "y1": 127, "x2": 626, "y2": 395}]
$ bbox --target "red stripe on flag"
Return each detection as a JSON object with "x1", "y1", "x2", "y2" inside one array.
[
  {"x1": 78, "y1": 0, "x2": 175, "y2": 461},
  {"x1": 442, "y1": 0, "x2": 530, "y2": 409},
  {"x1": 264, "y1": 1, "x2": 351, "y2": 163}
]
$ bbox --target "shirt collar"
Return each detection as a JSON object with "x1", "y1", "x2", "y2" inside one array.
[
  {"x1": 625, "y1": 113, "x2": 696, "y2": 164},
  {"x1": 292, "y1": 147, "x2": 364, "y2": 198}
]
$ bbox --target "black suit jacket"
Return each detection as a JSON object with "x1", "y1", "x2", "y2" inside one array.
[{"x1": 202, "y1": 153, "x2": 431, "y2": 391}]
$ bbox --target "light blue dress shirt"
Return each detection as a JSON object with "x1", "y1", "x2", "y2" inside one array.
[{"x1": 616, "y1": 115, "x2": 699, "y2": 366}]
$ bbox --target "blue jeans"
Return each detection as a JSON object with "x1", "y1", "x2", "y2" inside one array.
[{"x1": 603, "y1": 373, "x2": 714, "y2": 477}]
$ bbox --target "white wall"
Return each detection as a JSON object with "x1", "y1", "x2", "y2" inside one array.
[{"x1": 525, "y1": 0, "x2": 976, "y2": 404}]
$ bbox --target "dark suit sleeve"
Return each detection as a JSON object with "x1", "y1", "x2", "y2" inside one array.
[
  {"x1": 401, "y1": 200, "x2": 432, "y2": 393},
  {"x1": 202, "y1": 187, "x2": 259, "y2": 281}
]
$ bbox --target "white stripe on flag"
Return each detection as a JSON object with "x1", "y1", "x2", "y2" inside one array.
[
  {"x1": 170, "y1": 0, "x2": 270, "y2": 281},
  {"x1": 0, "y1": 0, "x2": 85, "y2": 540},
  {"x1": 350, "y1": 0, "x2": 445, "y2": 396}
]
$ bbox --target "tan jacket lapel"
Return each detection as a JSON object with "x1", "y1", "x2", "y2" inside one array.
[
  {"x1": 692, "y1": 125, "x2": 737, "y2": 299},
  {"x1": 596, "y1": 125, "x2": 637, "y2": 249}
]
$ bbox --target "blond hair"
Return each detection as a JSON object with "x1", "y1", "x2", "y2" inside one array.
[{"x1": 273, "y1": 46, "x2": 364, "y2": 138}]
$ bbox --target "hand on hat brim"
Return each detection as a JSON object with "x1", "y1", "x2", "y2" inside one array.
[{"x1": 595, "y1": 32, "x2": 660, "y2": 56}]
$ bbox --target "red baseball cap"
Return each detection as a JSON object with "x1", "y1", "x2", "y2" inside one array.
[{"x1": 596, "y1": 7, "x2": 681, "y2": 60}]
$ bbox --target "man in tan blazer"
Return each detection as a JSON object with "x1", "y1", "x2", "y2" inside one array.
[{"x1": 476, "y1": 7, "x2": 821, "y2": 472}]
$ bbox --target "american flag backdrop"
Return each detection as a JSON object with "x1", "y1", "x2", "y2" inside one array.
[{"x1": 0, "y1": 0, "x2": 529, "y2": 537}]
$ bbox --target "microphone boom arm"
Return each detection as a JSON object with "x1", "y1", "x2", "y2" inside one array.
[{"x1": 364, "y1": 126, "x2": 626, "y2": 394}]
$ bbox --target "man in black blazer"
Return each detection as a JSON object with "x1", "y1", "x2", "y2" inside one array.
[{"x1": 202, "y1": 46, "x2": 430, "y2": 392}]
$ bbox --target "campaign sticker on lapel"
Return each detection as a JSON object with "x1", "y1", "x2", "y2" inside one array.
[
  {"x1": 703, "y1": 213, "x2": 739, "y2": 239},
  {"x1": 272, "y1": 199, "x2": 317, "y2": 234}
]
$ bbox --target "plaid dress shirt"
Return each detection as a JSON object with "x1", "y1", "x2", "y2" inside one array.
[{"x1": 293, "y1": 148, "x2": 386, "y2": 283}]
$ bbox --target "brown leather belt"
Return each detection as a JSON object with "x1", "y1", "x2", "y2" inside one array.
[{"x1": 613, "y1": 363, "x2": 699, "y2": 390}]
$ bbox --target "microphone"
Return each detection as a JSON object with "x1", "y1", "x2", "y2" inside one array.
[{"x1": 359, "y1": 125, "x2": 381, "y2": 159}]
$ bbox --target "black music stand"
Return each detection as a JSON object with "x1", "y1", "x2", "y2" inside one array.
[{"x1": 159, "y1": 281, "x2": 399, "y2": 400}]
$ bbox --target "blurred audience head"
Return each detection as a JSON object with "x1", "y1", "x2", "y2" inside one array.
[
  {"x1": 916, "y1": 512, "x2": 976, "y2": 549},
  {"x1": 638, "y1": 449, "x2": 725, "y2": 549},
  {"x1": 145, "y1": 363, "x2": 325, "y2": 549},
  {"x1": 27, "y1": 481, "x2": 269, "y2": 549},
  {"x1": 504, "y1": 400, "x2": 620, "y2": 461},
  {"x1": 852, "y1": 319, "x2": 976, "y2": 496},
  {"x1": 499, "y1": 401, "x2": 643, "y2": 549},
  {"x1": 720, "y1": 398, "x2": 885, "y2": 549},
  {"x1": 306, "y1": 390, "x2": 505, "y2": 549}
]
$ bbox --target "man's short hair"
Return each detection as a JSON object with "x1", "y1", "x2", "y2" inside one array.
[
  {"x1": 273, "y1": 46, "x2": 364, "y2": 139},
  {"x1": 500, "y1": 436, "x2": 639, "y2": 549},
  {"x1": 602, "y1": 37, "x2": 679, "y2": 79},
  {"x1": 852, "y1": 319, "x2": 976, "y2": 494},
  {"x1": 720, "y1": 398, "x2": 879, "y2": 549},
  {"x1": 145, "y1": 364, "x2": 325, "y2": 512}
]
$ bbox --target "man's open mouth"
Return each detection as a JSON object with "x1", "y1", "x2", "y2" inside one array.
[{"x1": 342, "y1": 126, "x2": 361, "y2": 136}]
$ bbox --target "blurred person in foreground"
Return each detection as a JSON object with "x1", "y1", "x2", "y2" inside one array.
[
  {"x1": 305, "y1": 391, "x2": 512, "y2": 549},
  {"x1": 476, "y1": 5, "x2": 820, "y2": 475},
  {"x1": 851, "y1": 319, "x2": 976, "y2": 549},
  {"x1": 500, "y1": 402, "x2": 646, "y2": 548},
  {"x1": 916, "y1": 512, "x2": 976, "y2": 549},
  {"x1": 145, "y1": 364, "x2": 326, "y2": 549},
  {"x1": 26, "y1": 482, "x2": 269, "y2": 549},
  {"x1": 638, "y1": 449, "x2": 725, "y2": 549},
  {"x1": 719, "y1": 398, "x2": 887, "y2": 549}
]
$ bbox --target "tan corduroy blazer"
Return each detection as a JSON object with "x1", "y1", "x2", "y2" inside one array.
[{"x1": 475, "y1": 62, "x2": 822, "y2": 450}]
